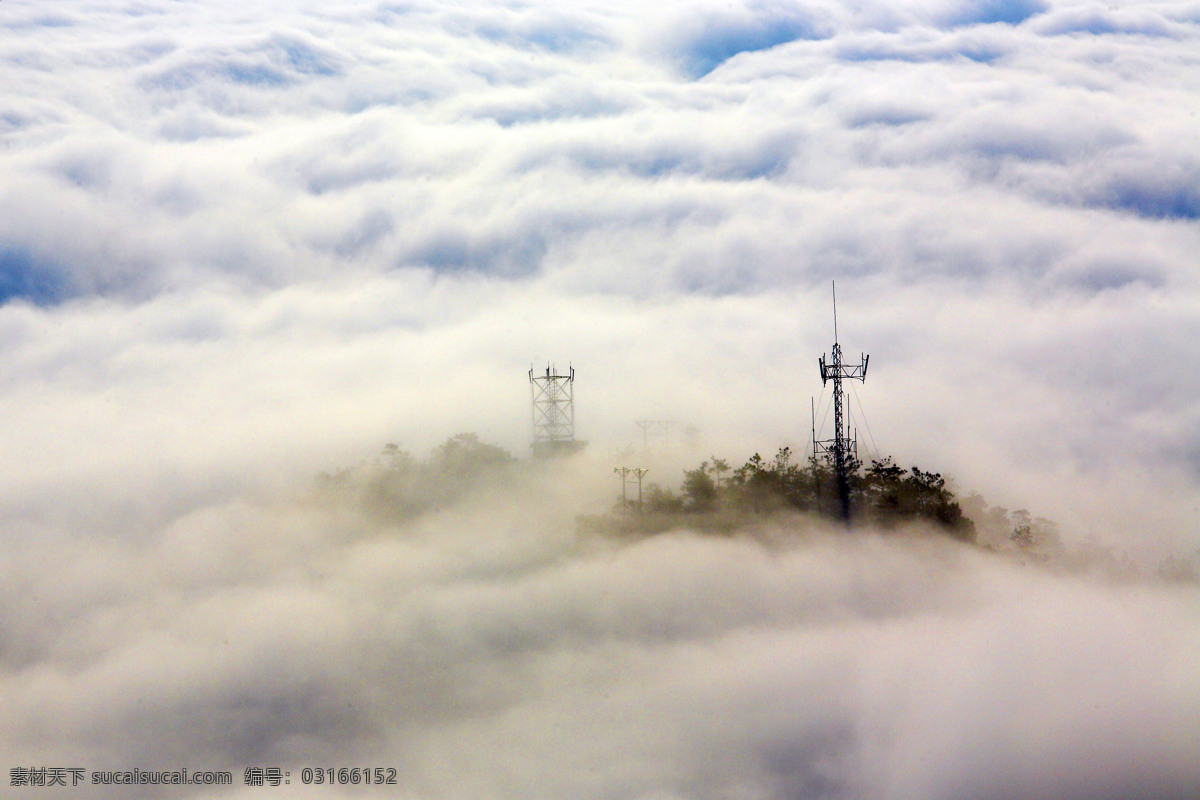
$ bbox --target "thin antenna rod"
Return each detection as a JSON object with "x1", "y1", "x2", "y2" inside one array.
[{"x1": 832, "y1": 280, "x2": 839, "y2": 344}]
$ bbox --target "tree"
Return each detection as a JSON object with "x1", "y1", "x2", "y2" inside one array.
[
  {"x1": 1007, "y1": 510, "x2": 1059, "y2": 554},
  {"x1": 602, "y1": 445, "x2": 985, "y2": 542},
  {"x1": 380, "y1": 442, "x2": 416, "y2": 472},
  {"x1": 682, "y1": 463, "x2": 717, "y2": 512},
  {"x1": 432, "y1": 433, "x2": 514, "y2": 475},
  {"x1": 728, "y1": 453, "x2": 784, "y2": 512},
  {"x1": 904, "y1": 467, "x2": 973, "y2": 540},
  {"x1": 805, "y1": 453, "x2": 832, "y2": 515},
  {"x1": 862, "y1": 457, "x2": 907, "y2": 524},
  {"x1": 1010, "y1": 509, "x2": 1035, "y2": 549},
  {"x1": 709, "y1": 457, "x2": 730, "y2": 492},
  {"x1": 644, "y1": 483, "x2": 684, "y2": 513}
]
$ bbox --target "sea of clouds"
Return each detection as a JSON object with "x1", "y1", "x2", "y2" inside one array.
[{"x1": 1, "y1": 0, "x2": 1198, "y2": 797}]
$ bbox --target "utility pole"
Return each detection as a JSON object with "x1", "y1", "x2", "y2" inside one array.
[
  {"x1": 813, "y1": 281, "x2": 868, "y2": 522},
  {"x1": 613, "y1": 467, "x2": 630, "y2": 509},
  {"x1": 613, "y1": 466, "x2": 649, "y2": 511},
  {"x1": 633, "y1": 467, "x2": 648, "y2": 509}
]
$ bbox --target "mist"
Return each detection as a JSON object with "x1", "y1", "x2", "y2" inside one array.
[
  {"x1": 3, "y1": 0, "x2": 1200, "y2": 796},
  {"x1": 3, "y1": 448, "x2": 1198, "y2": 799}
]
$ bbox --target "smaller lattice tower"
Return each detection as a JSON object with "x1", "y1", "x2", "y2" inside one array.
[
  {"x1": 813, "y1": 282, "x2": 869, "y2": 522},
  {"x1": 529, "y1": 364, "x2": 586, "y2": 458}
]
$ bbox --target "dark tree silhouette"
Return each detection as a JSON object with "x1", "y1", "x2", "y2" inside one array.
[{"x1": 682, "y1": 463, "x2": 717, "y2": 512}]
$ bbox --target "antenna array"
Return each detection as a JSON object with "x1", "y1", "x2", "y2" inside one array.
[{"x1": 812, "y1": 281, "x2": 869, "y2": 522}]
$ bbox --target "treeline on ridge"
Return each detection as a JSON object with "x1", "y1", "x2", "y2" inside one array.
[
  {"x1": 317, "y1": 434, "x2": 1200, "y2": 581},
  {"x1": 317, "y1": 433, "x2": 518, "y2": 519},
  {"x1": 630, "y1": 448, "x2": 977, "y2": 541},
  {"x1": 317, "y1": 433, "x2": 1065, "y2": 555}
]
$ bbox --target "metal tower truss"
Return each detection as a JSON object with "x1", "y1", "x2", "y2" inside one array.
[
  {"x1": 812, "y1": 283, "x2": 869, "y2": 521},
  {"x1": 530, "y1": 364, "x2": 583, "y2": 457}
]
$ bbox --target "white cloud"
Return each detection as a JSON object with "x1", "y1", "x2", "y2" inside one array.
[
  {"x1": 1, "y1": 0, "x2": 1198, "y2": 794},
  {"x1": 4, "y1": 494, "x2": 1198, "y2": 798}
]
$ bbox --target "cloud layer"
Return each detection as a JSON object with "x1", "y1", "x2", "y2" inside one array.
[
  {"x1": 3, "y1": 478, "x2": 1199, "y2": 799},
  {"x1": 1, "y1": 0, "x2": 1198, "y2": 796}
]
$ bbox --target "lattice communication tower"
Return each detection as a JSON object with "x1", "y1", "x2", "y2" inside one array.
[
  {"x1": 529, "y1": 364, "x2": 584, "y2": 458},
  {"x1": 812, "y1": 282, "x2": 869, "y2": 521}
]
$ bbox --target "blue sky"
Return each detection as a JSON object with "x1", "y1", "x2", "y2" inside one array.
[{"x1": 1, "y1": 2, "x2": 1198, "y2": 796}]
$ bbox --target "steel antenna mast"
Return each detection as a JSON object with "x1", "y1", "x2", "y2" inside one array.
[
  {"x1": 529, "y1": 363, "x2": 579, "y2": 458},
  {"x1": 813, "y1": 281, "x2": 869, "y2": 522}
]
